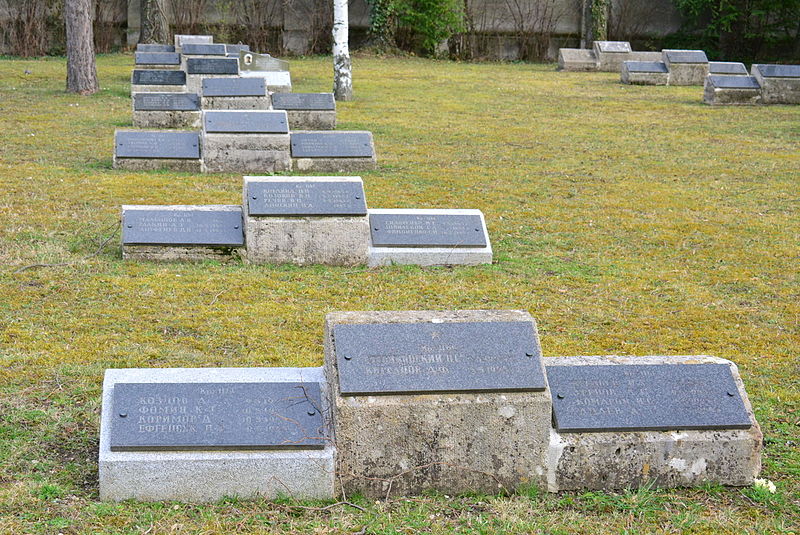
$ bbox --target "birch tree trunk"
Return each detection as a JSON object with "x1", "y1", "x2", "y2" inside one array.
[
  {"x1": 65, "y1": 0, "x2": 98, "y2": 95},
  {"x1": 332, "y1": 0, "x2": 353, "y2": 101},
  {"x1": 140, "y1": 0, "x2": 170, "y2": 44}
]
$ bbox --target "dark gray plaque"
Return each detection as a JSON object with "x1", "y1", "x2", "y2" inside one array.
[
  {"x1": 547, "y1": 364, "x2": 752, "y2": 433},
  {"x1": 239, "y1": 51, "x2": 289, "y2": 72},
  {"x1": 137, "y1": 44, "x2": 175, "y2": 53},
  {"x1": 665, "y1": 50, "x2": 708, "y2": 64},
  {"x1": 334, "y1": 321, "x2": 545, "y2": 395},
  {"x1": 122, "y1": 207, "x2": 244, "y2": 246},
  {"x1": 709, "y1": 75, "x2": 760, "y2": 89},
  {"x1": 181, "y1": 43, "x2": 227, "y2": 56},
  {"x1": 597, "y1": 41, "x2": 631, "y2": 53},
  {"x1": 271, "y1": 93, "x2": 335, "y2": 111},
  {"x1": 290, "y1": 132, "x2": 373, "y2": 158},
  {"x1": 226, "y1": 44, "x2": 251, "y2": 54},
  {"x1": 709, "y1": 62, "x2": 747, "y2": 75},
  {"x1": 755, "y1": 64, "x2": 800, "y2": 78},
  {"x1": 202, "y1": 77, "x2": 265, "y2": 96},
  {"x1": 116, "y1": 131, "x2": 199, "y2": 159},
  {"x1": 187, "y1": 57, "x2": 239, "y2": 75},
  {"x1": 133, "y1": 92, "x2": 200, "y2": 111},
  {"x1": 135, "y1": 52, "x2": 180, "y2": 65},
  {"x1": 132, "y1": 69, "x2": 186, "y2": 86},
  {"x1": 370, "y1": 213, "x2": 486, "y2": 248},
  {"x1": 110, "y1": 382, "x2": 325, "y2": 451},
  {"x1": 203, "y1": 111, "x2": 288, "y2": 133},
  {"x1": 625, "y1": 61, "x2": 668, "y2": 73},
  {"x1": 248, "y1": 180, "x2": 367, "y2": 216}
]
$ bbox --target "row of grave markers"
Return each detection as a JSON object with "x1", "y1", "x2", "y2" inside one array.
[{"x1": 98, "y1": 310, "x2": 762, "y2": 501}]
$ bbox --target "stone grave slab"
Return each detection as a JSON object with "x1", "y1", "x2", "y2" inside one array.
[
  {"x1": 621, "y1": 61, "x2": 669, "y2": 85},
  {"x1": 663, "y1": 49, "x2": 709, "y2": 85},
  {"x1": 174, "y1": 34, "x2": 213, "y2": 48},
  {"x1": 753, "y1": 64, "x2": 800, "y2": 78},
  {"x1": 99, "y1": 367, "x2": 335, "y2": 501},
  {"x1": 202, "y1": 77, "x2": 266, "y2": 96},
  {"x1": 137, "y1": 44, "x2": 175, "y2": 53},
  {"x1": 709, "y1": 61, "x2": 748, "y2": 75},
  {"x1": 132, "y1": 93, "x2": 201, "y2": 128},
  {"x1": 132, "y1": 69, "x2": 186, "y2": 87},
  {"x1": 201, "y1": 112, "x2": 291, "y2": 173},
  {"x1": 545, "y1": 355, "x2": 763, "y2": 492},
  {"x1": 557, "y1": 48, "x2": 598, "y2": 72},
  {"x1": 203, "y1": 110, "x2": 288, "y2": 133},
  {"x1": 135, "y1": 52, "x2": 180, "y2": 66},
  {"x1": 624, "y1": 61, "x2": 668, "y2": 73},
  {"x1": 595, "y1": 41, "x2": 631, "y2": 53},
  {"x1": 751, "y1": 64, "x2": 800, "y2": 104},
  {"x1": 181, "y1": 43, "x2": 227, "y2": 56},
  {"x1": 291, "y1": 131, "x2": 376, "y2": 172},
  {"x1": 324, "y1": 309, "x2": 551, "y2": 498},
  {"x1": 122, "y1": 205, "x2": 243, "y2": 247},
  {"x1": 226, "y1": 44, "x2": 250, "y2": 54},
  {"x1": 133, "y1": 92, "x2": 200, "y2": 111},
  {"x1": 593, "y1": 41, "x2": 632, "y2": 71},
  {"x1": 240, "y1": 70, "x2": 292, "y2": 92},
  {"x1": 272, "y1": 93, "x2": 336, "y2": 129},
  {"x1": 187, "y1": 57, "x2": 239, "y2": 75},
  {"x1": 113, "y1": 130, "x2": 201, "y2": 171},
  {"x1": 704, "y1": 75, "x2": 762, "y2": 105},
  {"x1": 243, "y1": 176, "x2": 370, "y2": 266},
  {"x1": 239, "y1": 51, "x2": 290, "y2": 72},
  {"x1": 663, "y1": 49, "x2": 708, "y2": 64}
]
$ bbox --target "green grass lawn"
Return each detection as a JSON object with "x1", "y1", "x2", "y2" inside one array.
[{"x1": 0, "y1": 53, "x2": 798, "y2": 534}]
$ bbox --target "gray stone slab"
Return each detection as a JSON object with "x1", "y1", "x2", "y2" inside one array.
[
  {"x1": 202, "y1": 77, "x2": 265, "y2": 96},
  {"x1": 110, "y1": 382, "x2": 324, "y2": 451},
  {"x1": 557, "y1": 48, "x2": 598, "y2": 72},
  {"x1": 664, "y1": 49, "x2": 708, "y2": 64},
  {"x1": 133, "y1": 92, "x2": 200, "y2": 111},
  {"x1": 226, "y1": 44, "x2": 250, "y2": 54},
  {"x1": 137, "y1": 44, "x2": 175, "y2": 52},
  {"x1": 203, "y1": 110, "x2": 288, "y2": 133},
  {"x1": 333, "y1": 321, "x2": 545, "y2": 395},
  {"x1": 182, "y1": 43, "x2": 227, "y2": 56},
  {"x1": 247, "y1": 179, "x2": 366, "y2": 216},
  {"x1": 135, "y1": 52, "x2": 180, "y2": 65},
  {"x1": 187, "y1": 57, "x2": 239, "y2": 75},
  {"x1": 753, "y1": 64, "x2": 800, "y2": 78},
  {"x1": 291, "y1": 132, "x2": 373, "y2": 158},
  {"x1": 370, "y1": 212, "x2": 486, "y2": 248},
  {"x1": 624, "y1": 61, "x2": 668, "y2": 73},
  {"x1": 271, "y1": 93, "x2": 335, "y2": 111},
  {"x1": 708, "y1": 75, "x2": 760, "y2": 89},
  {"x1": 240, "y1": 51, "x2": 289, "y2": 72},
  {"x1": 115, "y1": 131, "x2": 199, "y2": 159},
  {"x1": 175, "y1": 34, "x2": 213, "y2": 47},
  {"x1": 709, "y1": 61, "x2": 748, "y2": 75},
  {"x1": 122, "y1": 206, "x2": 244, "y2": 246},
  {"x1": 548, "y1": 363, "x2": 752, "y2": 432},
  {"x1": 132, "y1": 69, "x2": 186, "y2": 85},
  {"x1": 596, "y1": 41, "x2": 631, "y2": 53}
]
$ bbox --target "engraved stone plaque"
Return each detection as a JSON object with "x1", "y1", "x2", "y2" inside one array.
[
  {"x1": 133, "y1": 92, "x2": 200, "y2": 111},
  {"x1": 370, "y1": 213, "x2": 486, "y2": 248},
  {"x1": 175, "y1": 35, "x2": 213, "y2": 46},
  {"x1": 271, "y1": 93, "x2": 335, "y2": 111},
  {"x1": 291, "y1": 132, "x2": 373, "y2": 158},
  {"x1": 132, "y1": 69, "x2": 186, "y2": 85},
  {"x1": 247, "y1": 180, "x2": 367, "y2": 216},
  {"x1": 202, "y1": 77, "x2": 265, "y2": 96},
  {"x1": 226, "y1": 44, "x2": 250, "y2": 54},
  {"x1": 187, "y1": 58, "x2": 239, "y2": 75},
  {"x1": 116, "y1": 131, "x2": 200, "y2": 159},
  {"x1": 239, "y1": 51, "x2": 289, "y2": 72},
  {"x1": 625, "y1": 61, "x2": 668, "y2": 73},
  {"x1": 597, "y1": 41, "x2": 631, "y2": 53},
  {"x1": 137, "y1": 44, "x2": 175, "y2": 53},
  {"x1": 203, "y1": 111, "x2": 288, "y2": 133},
  {"x1": 709, "y1": 75, "x2": 761, "y2": 89},
  {"x1": 333, "y1": 321, "x2": 545, "y2": 395},
  {"x1": 135, "y1": 52, "x2": 180, "y2": 65},
  {"x1": 181, "y1": 43, "x2": 227, "y2": 56},
  {"x1": 122, "y1": 206, "x2": 243, "y2": 246},
  {"x1": 665, "y1": 50, "x2": 708, "y2": 64},
  {"x1": 110, "y1": 382, "x2": 325, "y2": 450},
  {"x1": 709, "y1": 62, "x2": 748, "y2": 75},
  {"x1": 547, "y1": 364, "x2": 753, "y2": 433},
  {"x1": 755, "y1": 64, "x2": 800, "y2": 78}
]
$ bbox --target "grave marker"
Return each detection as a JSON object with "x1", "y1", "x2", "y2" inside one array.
[
  {"x1": 291, "y1": 132, "x2": 373, "y2": 158},
  {"x1": 187, "y1": 57, "x2": 239, "y2": 75},
  {"x1": 133, "y1": 92, "x2": 200, "y2": 111},
  {"x1": 137, "y1": 44, "x2": 175, "y2": 53},
  {"x1": 202, "y1": 77, "x2": 265, "y2": 96},
  {"x1": 247, "y1": 179, "x2": 367, "y2": 216},
  {"x1": 135, "y1": 52, "x2": 180, "y2": 65},
  {"x1": 115, "y1": 131, "x2": 199, "y2": 159},
  {"x1": 132, "y1": 69, "x2": 186, "y2": 86},
  {"x1": 709, "y1": 61, "x2": 748, "y2": 75},
  {"x1": 122, "y1": 206, "x2": 243, "y2": 246},
  {"x1": 271, "y1": 93, "x2": 335, "y2": 111},
  {"x1": 181, "y1": 43, "x2": 227, "y2": 56},
  {"x1": 370, "y1": 212, "x2": 487, "y2": 248},
  {"x1": 203, "y1": 110, "x2": 288, "y2": 133},
  {"x1": 751, "y1": 64, "x2": 800, "y2": 104}
]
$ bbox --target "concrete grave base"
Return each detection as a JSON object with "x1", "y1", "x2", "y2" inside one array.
[
  {"x1": 201, "y1": 95, "x2": 270, "y2": 110},
  {"x1": 113, "y1": 157, "x2": 202, "y2": 172},
  {"x1": 752, "y1": 68, "x2": 800, "y2": 104},
  {"x1": 99, "y1": 367, "x2": 335, "y2": 502},
  {"x1": 286, "y1": 110, "x2": 337, "y2": 130},
  {"x1": 621, "y1": 69, "x2": 669, "y2": 85},
  {"x1": 667, "y1": 64, "x2": 709, "y2": 86},
  {"x1": 131, "y1": 84, "x2": 186, "y2": 93},
  {"x1": 703, "y1": 82, "x2": 762, "y2": 106},
  {"x1": 557, "y1": 48, "x2": 597, "y2": 71},
  {"x1": 544, "y1": 355, "x2": 763, "y2": 492},
  {"x1": 292, "y1": 156, "x2": 377, "y2": 173},
  {"x1": 325, "y1": 310, "x2": 551, "y2": 499},
  {"x1": 132, "y1": 110, "x2": 201, "y2": 129},
  {"x1": 122, "y1": 245, "x2": 242, "y2": 262},
  {"x1": 202, "y1": 133, "x2": 291, "y2": 173},
  {"x1": 628, "y1": 51, "x2": 663, "y2": 62}
]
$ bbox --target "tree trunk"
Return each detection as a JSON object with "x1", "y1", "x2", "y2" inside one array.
[
  {"x1": 140, "y1": 0, "x2": 170, "y2": 44},
  {"x1": 333, "y1": 0, "x2": 353, "y2": 101},
  {"x1": 581, "y1": 0, "x2": 608, "y2": 47},
  {"x1": 65, "y1": 0, "x2": 98, "y2": 95}
]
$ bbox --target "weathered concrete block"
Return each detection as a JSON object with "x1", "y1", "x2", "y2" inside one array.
[
  {"x1": 593, "y1": 41, "x2": 632, "y2": 72},
  {"x1": 557, "y1": 48, "x2": 597, "y2": 72},
  {"x1": 122, "y1": 244, "x2": 242, "y2": 262},
  {"x1": 621, "y1": 61, "x2": 669, "y2": 85},
  {"x1": 202, "y1": 133, "x2": 290, "y2": 173},
  {"x1": 201, "y1": 96, "x2": 271, "y2": 110},
  {"x1": 243, "y1": 176, "x2": 370, "y2": 266},
  {"x1": 324, "y1": 310, "x2": 551, "y2": 498},
  {"x1": 292, "y1": 156, "x2": 377, "y2": 172},
  {"x1": 99, "y1": 367, "x2": 335, "y2": 502},
  {"x1": 113, "y1": 157, "x2": 202, "y2": 172},
  {"x1": 751, "y1": 64, "x2": 800, "y2": 104},
  {"x1": 545, "y1": 355, "x2": 763, "y2": 492},
  {"x1": 703, "y1": 75, "x2": 762, "y2": 106},
  {"x1": 286, "y1": 110, "x2": 336, "y2": 130},
  {"x1": 131, "y1": 84, "x2": 187, "y2": 94},
  {"x1": 663, "y1": 49, "x2": 709, "y2": 86},
  {"x1": 132, "y1": 110, "x2": 202, "y2": 129}
]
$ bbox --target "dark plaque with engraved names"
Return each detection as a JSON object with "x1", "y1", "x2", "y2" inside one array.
[
  {"x1": 133, "y1": 92, "x2": 200, "y2": 111},
  {"x1": 137, "y1": 44, "x2": 175, "y2": 53},
  {"x1": 333, "y1": 321, "x2": 545, "y2": 395},
  {"x1": 271, "y1": 93, "x2": 336, "y2": 111},
  {"x1": 709, "y1": 75, "x2": 761, "y2": 89},
  {"x1": 122, "y1": 207, "x2": 244, "y2": 246},
  {"x1": 226, "y1": 44, "x2": 251, "y2": 54},
  {"x1": 626, "y1": 61, "x2": 668, "y2": 73},
  {"x1": 110, "y1": 382, "x2": 325, "y2": 450},
  {"x1": 204, "y1": 111, "x2": 288, "y2": 133},
  {"x1": 665, "y1": 50, "x2": 708, "y2": 63},
  {"x1": 202, "y1": 77, "x2": 265, "y2": 96},
  {"x1": 247, "y1": 180, "x2": 367, "y2": 216},
  {"x1": 181, "y1": 43, "x2": 227, "y2": 55},
  {"x1": 370, "y1": 213, "x2": 486, "y2": 248},
  {"x1": 132, "y1": 69, "x2": 186, "y2": 85},
  {"x1": 597, "y1": 41, "x2": 631, "y2": 53},
  {"x1": 708, "y1": 62, "x2": 748, "y2": 75},
  {"x1": 187, "y1": 57, "x2": 239, "y2": 75},
  {"x1": 755, "y1": 64, "x2": 800, "y2": 78},
  {"x1": 547, "y1": 364, "x2": 753, "y2": 433},
  {"x1": 290, "y1": 132, "x2": 373, "y2": 158},
  {"x1": 116, "y1": 131, "x2": 200, "y2": 159},
  {"x1": 135, "y1": 52, "x2": 180, "y2": 65}
]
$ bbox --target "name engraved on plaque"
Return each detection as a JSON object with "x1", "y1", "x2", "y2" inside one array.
[
  {"x1": 333, "y1": 321, "x2": 546, "y2": 395},
  {"x1": 135, "y1": 52, "x2": 181, "y2": 65},
  {"x1": 709, "y1": 75, "x2": 761, "y2": 89},
  {"x1": 137, "y1": 44, "x2": 175, "y2": 53},
  {"x1": 290, "y1": 132, "x2": 373, "y2": 158},
  {"x1": 122, "y1": 207, "x2": 244, "y2": 246},
  {"x1": 181, "y1": 43, "x2": 227, "y2": 55},
  {"x1": 626, "y1": 61, "x2": 668, "y2": 73},
  {"x1": 203, "y1": 111, "x2": 288, "y2": 133},
  {"x1": 116, "y1": 131, "x2": 200, "y2": 159},
  {"x1": 708, "y1": 62, "x2": 748, "y2": 75},
  {"x1": 370, "y1": 213, "x2": 487, "y2": 248},
  {"x1": 110, "y1": 382, "x2": 325, "y2": 450},
  {"x1": 202, "y1": 77, "x2": 265, "y2": 96},
  {"x1": 271, "y1": 93, "x2": 335, "y2": 111},
  {"x1": 187, "y1": 58, "x2": 239, "y2": 75},
  {"x1": 755, "y1": 64, "x2": 800, "y2": 78},
  {"x1": 133, "y1": 93, "x2": 200, "y2": 111},
  {"x1": 665, "y1": 50, "x2": 708, "y2": 64},
  {"x1": 597, "y1": 41, "x2": 631, "y2": 53},
  {"x1": 547, "y1": 364, "x2": 753, "y2": 433},
  {"x1": 132, "y1": 69, "x2": 186, "y2": 86},
  {"x1": 247, "y1": 180, "x2": 367, "y2": 216}
]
